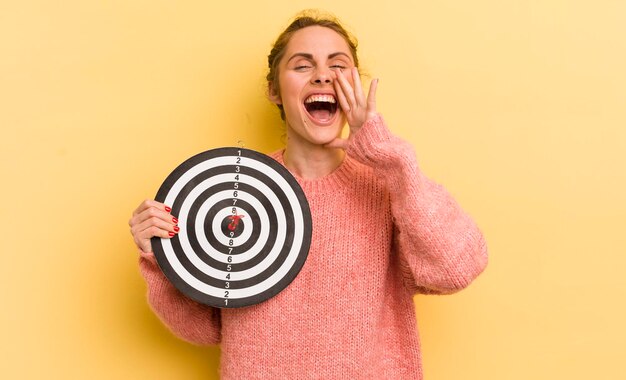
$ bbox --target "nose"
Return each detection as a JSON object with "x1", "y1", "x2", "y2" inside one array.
[{"x1": 311, "y1": 67, "x2": 333, "y2": 84}]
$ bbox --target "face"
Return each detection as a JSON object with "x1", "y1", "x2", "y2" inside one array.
[{"x1": 270, "y1": 26, "x2": 355, "y2": 148}]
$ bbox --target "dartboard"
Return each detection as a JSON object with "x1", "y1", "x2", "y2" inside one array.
[{"x1": 151, "y1": 147, "x2": 312, "y2": 308}]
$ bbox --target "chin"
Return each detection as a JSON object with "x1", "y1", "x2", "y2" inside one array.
[{"x1": 305, "y1": 118, "x2": 345, "y2": 145}]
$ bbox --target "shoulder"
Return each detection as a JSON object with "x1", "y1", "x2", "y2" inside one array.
[{"x1": 267, "y1": 149, "x2": 284, "y2": 163}]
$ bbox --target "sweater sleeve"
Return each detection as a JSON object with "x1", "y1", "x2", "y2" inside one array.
[
  {"x1": 346, "y1": 114, "x2": 488, "y2": 295},
  {"x1": 139, "y1": 252, "x2": 222, "y2": 345}
]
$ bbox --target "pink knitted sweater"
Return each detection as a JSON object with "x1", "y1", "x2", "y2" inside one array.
[{"x1": 139, "y1": 115, "x2": 488, "y2": 379}]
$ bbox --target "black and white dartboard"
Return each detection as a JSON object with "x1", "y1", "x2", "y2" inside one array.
[{"x1": 151, "y1": 147, "x2": 312, "y2": 308}]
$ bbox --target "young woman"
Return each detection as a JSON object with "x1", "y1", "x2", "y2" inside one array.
[{"x1": 129, "y1": 12, "x2": 488, "y2": 379}]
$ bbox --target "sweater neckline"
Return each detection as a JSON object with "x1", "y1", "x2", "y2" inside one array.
[{"x1": 271, "y1": 149, "x2": 359, "y2": 191}]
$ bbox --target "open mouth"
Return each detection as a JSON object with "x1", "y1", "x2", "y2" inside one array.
[{"x1": 304, "y1": 94, "x2": 338, "y2": 124}]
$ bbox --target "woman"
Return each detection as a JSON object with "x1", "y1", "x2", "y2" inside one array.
[{"x1": 129, "y1": 11, "x2": 488, "y2": 379}]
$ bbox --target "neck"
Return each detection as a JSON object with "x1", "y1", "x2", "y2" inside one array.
[{"x1": 283, "y1": 141, "x2": 345, "y2": 180}]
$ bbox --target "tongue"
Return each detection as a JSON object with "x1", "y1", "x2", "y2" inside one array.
[{"x1": 309, "y1": 109, "x2": 332, "y2": 122}]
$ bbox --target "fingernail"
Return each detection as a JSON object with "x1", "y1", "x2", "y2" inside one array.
[
  {"x1": 174, "y1": 226, "x2": 180, "y2": 232},
  {"x1": 165, "y1": 206, "x2": 172, "y2": 212},
  {"x1": 172, "y1": 217, "x2": 178, "y2": 224},
  {"x1": 168, "y1": 232, "x2": 175, "y2": 237}
]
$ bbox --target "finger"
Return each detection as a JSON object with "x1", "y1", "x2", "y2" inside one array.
[
  {"x1": 132, "y1": 199, "x2": 171, "y2": 217},
  {"x1": 137, "y1": 224, "x2": 178, "y2": 240},
  {"x1": 136, "y1": 238, "x2": 153, "y2": 254},
  {"x1": 324, "y1": 137, "x2": 349, "y2": 150},
  {"x1": 130, "y1": 204, "x2": 177, "y2": 229},
  {"x1": 133, "y1": 220, "x2": 179, "y2": 253},
  {"x1": 367, "y1": 78, "x2": 378, "y2": 113},
  {"x1": 352, "y1": 67, "x2": 365, "y2": 107},
  {"x1": 130, "y1": 211, "x2": 178, "y2": 252},
  {"x1": 333, "y1": 73, "x2": 351, "y2": 113},
  {"x1": 135, "y1": 229, "x2": 176, "y2": 253},
  {"x1": 132, "y1": 214, "x2": 178, "y2": 237},
  {"x1": 335, "y1": 69, "x2": 357, "y2": 110}
]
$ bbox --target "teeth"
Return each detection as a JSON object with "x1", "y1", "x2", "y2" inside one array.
[{"x1": 304, "y1": 94, "x2": 336, "y2": 104}]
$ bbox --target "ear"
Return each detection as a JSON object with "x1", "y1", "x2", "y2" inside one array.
[{"x1": 268, "y1": 82, "x2": 282, "y2": 105}]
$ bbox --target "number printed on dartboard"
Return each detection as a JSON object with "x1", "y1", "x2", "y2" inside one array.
[{"x1": 224, "y1": 149, "x2": 242, "y2": 306}]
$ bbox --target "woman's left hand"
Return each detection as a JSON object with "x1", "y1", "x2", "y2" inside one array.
[{"x1": 326, "y1": 67, "x2": 378, "y2": 149}]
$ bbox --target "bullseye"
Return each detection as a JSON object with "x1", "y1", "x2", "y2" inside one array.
[
  {"x1": 151, "y1": 147, "x2": 312, "y2": 308},
  {"x1": 221, "y1": 214, "x2": 244, "y2": 238}
]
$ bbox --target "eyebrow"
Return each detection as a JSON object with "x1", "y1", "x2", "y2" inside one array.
[{"x1": 286, "y1": 52, "x2": 352, "y2": 63}]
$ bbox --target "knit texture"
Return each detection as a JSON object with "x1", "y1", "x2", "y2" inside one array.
[{"x1": 139, "y1": 114, "x2": 488, "y2": 379}]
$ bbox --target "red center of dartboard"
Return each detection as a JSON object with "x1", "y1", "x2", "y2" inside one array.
[{"x1": 228, "y1": 214, "x2": 245, "y2": 231}]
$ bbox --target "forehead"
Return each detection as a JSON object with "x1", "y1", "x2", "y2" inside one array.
[{"x1": 284, "y1": 25, "x2": 353, "y2": 60}]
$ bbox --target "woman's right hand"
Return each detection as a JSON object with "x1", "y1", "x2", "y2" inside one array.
[{"x1": 128, "y1": 199, "x2": 179, "y2": 254}]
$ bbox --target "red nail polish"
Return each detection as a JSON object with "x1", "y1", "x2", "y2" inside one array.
[
  {"x1": 172, "y1": 217, "x2": 178, "y2": 224},
  {"x1": 165, "y1": 206, "x2": 172, "y2": 212},
  {"x1": 174, "y1": 226, "x2": 180, "y2": 232},
  {"x1": 168, "y1": 232, "x2": 175, "y2": 237}
]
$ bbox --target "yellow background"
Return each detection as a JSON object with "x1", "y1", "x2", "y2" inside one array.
[{"x1": 1, "y1": 1, "x2": 625, "y2": 379}]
